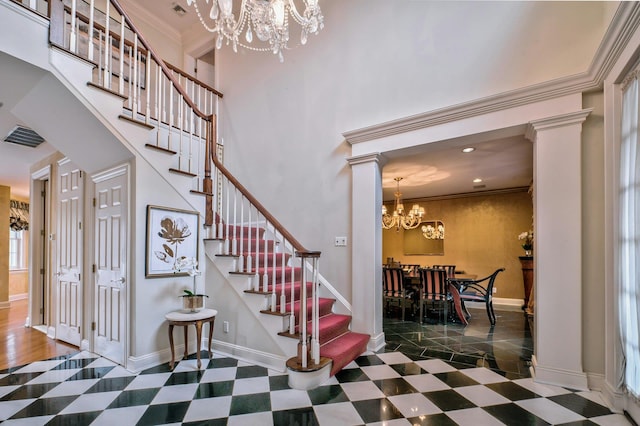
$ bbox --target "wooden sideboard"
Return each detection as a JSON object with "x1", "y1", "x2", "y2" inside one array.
[{"x1": 519, "y1": 256, "x2": 534, "y2": 316}]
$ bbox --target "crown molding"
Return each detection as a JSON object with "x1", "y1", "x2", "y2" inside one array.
[
  {"x1": 344, "y1": 2, "x2": 640, "y2": 146},
  {"x1": 346, "y1": 152, "x2": 387, "y2": 167},
  {"x1": 525, "y1": 108, "x2": 594, "y2": 141}
]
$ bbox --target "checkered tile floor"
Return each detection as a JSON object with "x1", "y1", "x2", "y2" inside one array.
[{"x1": 0, "y1": 350, "x2": 632, "y2": 425}]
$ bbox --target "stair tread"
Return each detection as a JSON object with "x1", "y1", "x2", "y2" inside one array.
[{"x1": 320, "y1": 332, "x2": 370, "y2": 376}]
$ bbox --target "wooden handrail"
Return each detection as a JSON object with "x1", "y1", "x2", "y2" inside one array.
[
  {"x1": 165, "y1": 61, "x2": 224, "y2": 99},
  {"x1": 109, "y1": 0, "x2": 216, "y2": 121},
  {"x1": 209, "y1": 153, "x2": 313, "y2": 254}
]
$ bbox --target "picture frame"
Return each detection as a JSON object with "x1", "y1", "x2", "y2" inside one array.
[
  {"x1": 146, "y1": 205, "x2": 199, "y2": 278},
  {"x1": 403, "y1": 220, "x2": 445, "y2": 256}
]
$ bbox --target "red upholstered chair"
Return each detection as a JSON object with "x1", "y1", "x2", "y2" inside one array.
[
  {"x1": 382, "y1": 267, "x2": 414, "y2": 321},
  {"x1": 459, "y1": 268, "x2": 505, "y2": 325},
  {"x1": 418, "y1": 268, "x2": 449, "y2": 324},
  {"x1": 432, "y1": 264, "x2": 456, "y2": 278}
]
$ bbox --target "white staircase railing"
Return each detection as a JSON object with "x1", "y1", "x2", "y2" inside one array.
[{"x1": 44, "y1": 0, "x2": 324, "y2": 370}]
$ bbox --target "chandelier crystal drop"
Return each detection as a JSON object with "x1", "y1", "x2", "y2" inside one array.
[
  {"x1": 185, "y1": 0, "x2": 324, "y2": 62},
  {"x1": 382, "y1": 177, "x2": 425, "y2": 232}
]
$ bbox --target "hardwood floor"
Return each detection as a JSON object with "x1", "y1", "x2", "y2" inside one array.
[{"x1": 0, "y1": 299, "x2": 77, "y2": 371}]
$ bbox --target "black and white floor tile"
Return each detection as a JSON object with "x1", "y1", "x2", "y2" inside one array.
[{"x1": 0, "y1": 349, "x2": 632, "y2": 425}]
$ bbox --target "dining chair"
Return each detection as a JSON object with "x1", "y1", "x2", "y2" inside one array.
[
  {"x1": 418, "y1": 268, "x2": 449, "y2": 324},
  {"x1": 382, "y1": 267, "x2": 414, "y2": 321},
  {"x1": 432, "y1": 264, "x2": 456, "y2": 278},
  {"x1": 458, "y1": 268, "x2": 505, "y2": 325}
]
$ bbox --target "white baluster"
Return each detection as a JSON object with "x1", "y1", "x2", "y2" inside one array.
[
  {"x1": 88, "y1": 0, "x2": 95, "y2": 61},
  {"x1": 145, "y1": 50, "x2": 151, "y2": 124},
  {"x1": 70, "y1": 0, "x2": 77, "y2": 53},
  {"x1": 103, "y1": 0, "x2": 110, "y2": 89},
  {"x1": 311, "y1": 257, "x2": 320, "y2": 364},
  {"x1": 118, "y1": 19, "x2": 125, "y2": 94},
  {"x1": 238, "y1": 196, "x2": 245, "y2": 272}
]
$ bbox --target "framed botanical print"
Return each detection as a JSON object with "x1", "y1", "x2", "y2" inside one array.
[{"x1": 146, "y1": 205, "x2": 199, "y2": 278}]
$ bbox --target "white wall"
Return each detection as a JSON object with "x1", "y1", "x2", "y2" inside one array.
[{"x1": 214, "y1": 1, "x2": 612, "y2": 306}]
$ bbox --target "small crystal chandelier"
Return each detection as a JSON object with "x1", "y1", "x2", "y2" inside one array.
[
  {"x1": 382, "y1": 177, "x2": 425, "y2": 232},
  {"x1": 185, "y1": 0, "x2": 324, "y2": 62}
]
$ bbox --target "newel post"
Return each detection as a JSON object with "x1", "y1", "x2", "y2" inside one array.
[
  {"x1": 203, "y1": 115, "x2": 215, "y2": 227},
  {"x1": 48, "y1": 0, "x2": 65, "y2": 47}
]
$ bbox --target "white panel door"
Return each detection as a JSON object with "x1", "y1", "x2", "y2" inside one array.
[
  {"x1": 56, "y1": 159, "x2": 83, "y2": 346},
  {"x1": 94, "y1": 166, "x2": 128, "y2": 365}
]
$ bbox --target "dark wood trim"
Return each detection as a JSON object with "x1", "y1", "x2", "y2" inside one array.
[
  {"x1": 87, "y1": 81, "x2": 128, "y2": 100},
  {"x1": 144, "y1": 143, "x2": 177, "y2": 155},
  {"x1": 215, "y1": 254, "x2": 239, "y2": 259},
  {"x1": 260, "y1": 309, "x2": 289, "y2": 317},
  {"x1": 168, "y1": 168, "x2": 197, "y2": 178},
  {"x1": 190, "y1": 189, "x2": 214, "y2": 197},
  {"x1": 210, "y1": 154, "x2": 312, "y2": 253},
  {"x1": 118, "y1": 114, "x2": 154, "y2": 129},
  {"x1": 165, "y1": 62, "x2": 223, "y2": 98}
]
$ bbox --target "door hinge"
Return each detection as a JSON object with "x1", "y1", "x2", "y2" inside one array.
[
  {"x1": 78, "y1": 273, "x2": 81, "y2": 281},
  {"x1": 93, "y1": 198, "x2": 96, "y2": 207},
  {"x1": 40, "y1": 229, "x2": 45, "y2": 236},
  {"x1": 40, "y1": 308, "x2": 44, "y2": 314},
  {"x1": 91, "y1": 322, "x2": 96, "y2": 331},
  {"x1": 41, "y1": 190, "x2": 45, "y2": 197},
  {"x1": 40, "y1": 268, "x2": 44, "y2": 275},
  {"x1": 79, "y1": 222, "x2": 82, "y2": 230},
  {"x1": 92, "y1": 264, "x2": 96, "y2": 273}
]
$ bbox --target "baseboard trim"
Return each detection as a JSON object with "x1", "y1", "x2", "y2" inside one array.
[
  {"x1": 128, "y1": 347, "x2": 173, "y2": 373},
  {"x1": 9, "y1": 293, "x2": 28, "y2": 301},
  {"x1": 601, "y1": 380, "x2": 626, "y2": 413},
  {"x1": 47, "y1": 326, "x2": 56, "y2": 339},
  {"x1": 80, "y1": 339, "x2": 90, "y2": 352},
  {"x1": 368, "y1": 332, "x2": 386, "y2": 353},
  {"x1": 0, "y1": 301, "x2": 10, "y2": 309},
  {"x1": 534, "y1": 363, "x2": 589, "y2": 391},
  {"x1": 210, "y1": 339, "x2": 287, "y2": 373}
]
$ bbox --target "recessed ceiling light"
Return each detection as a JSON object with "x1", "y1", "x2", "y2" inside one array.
[
  {"x1": 473, "y1": 178, "x2": 482, "y2": 183},
  {"x1": 462, "y1": 147, "x2": 475, "y2": 153}
]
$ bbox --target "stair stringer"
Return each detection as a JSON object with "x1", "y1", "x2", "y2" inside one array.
[
  {"x1": 43, "y1": 45, "x2": 207, "y2": 216},
  {"x1": 203, "y1": 239, "x2": 300, "y2": 372}
]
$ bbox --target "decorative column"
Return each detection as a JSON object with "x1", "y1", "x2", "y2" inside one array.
[
  {"x1": 525, "y1": 109, "x2": 592, "y2": 390},
  {"x1": 347, "y1": 153, "x2": 386, "y2": 352}
]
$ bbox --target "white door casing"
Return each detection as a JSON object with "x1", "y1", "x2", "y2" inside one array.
[
  {"x1": 93, "y1": 165, "x2": 128, "y2": 365},
  {"x1": 56, "y1": 158, "x2": 83, "y2": 346}
]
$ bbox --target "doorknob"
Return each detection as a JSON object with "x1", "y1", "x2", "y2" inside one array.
[{"x1": 111, "y1": 277, "x2": 126, "y2": 284}]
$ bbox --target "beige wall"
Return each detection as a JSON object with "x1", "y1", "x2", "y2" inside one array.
[
  {"x1": 382, "y1": 190, "x2": 533, "y2": 300},
  {"x1": 9, "y1": 271, "x2": 28, "y2": 297},
  {"x1": 0, "y1": 185, "x2": 9, "y2": 305},
  {"x1": 582, "y1": 91, "x2": 605, "y2": 374}
]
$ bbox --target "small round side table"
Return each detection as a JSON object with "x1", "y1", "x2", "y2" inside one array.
[{"x1": 165, "y1": 308, "x2": 217, "y2": 370}]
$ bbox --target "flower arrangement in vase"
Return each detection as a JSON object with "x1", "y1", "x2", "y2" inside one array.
[
  {"x1": 518, "y1": 231, "x2": 534, "y2": 256},
  {"x1": 173, "y1": 256, "x2": 208, "y2": 312}
]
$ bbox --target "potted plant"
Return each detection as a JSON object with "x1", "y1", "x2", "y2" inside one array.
[
  {"x1": 174, "y1": 256, "x2": 208, "y2": 312},
  {"x1": 518, "y1": 230, "x2": 534, "y2": 256}
]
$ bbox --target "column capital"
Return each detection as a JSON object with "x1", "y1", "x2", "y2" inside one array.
[
  {"x1": 346, "y1": 152, "x2": 387, "y2": 167},
  {"x1": 525, "y1": 108, "x2": 594, "y2": 142}
]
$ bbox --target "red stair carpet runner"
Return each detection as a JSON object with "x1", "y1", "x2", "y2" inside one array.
[{"x1": 219, "y1": 217, "x2": 369, "y2": 377}]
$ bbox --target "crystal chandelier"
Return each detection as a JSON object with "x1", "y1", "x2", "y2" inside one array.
[
  {"x1": 185, "y1": 0, "x2": 324, "y2": 62},
  {"x1": 382, "y1": 177, "x2": 425, "y2": 232}
]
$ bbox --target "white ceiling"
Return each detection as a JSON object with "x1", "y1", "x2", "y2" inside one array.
[{"x1": 0, "y1": 1, "x2": 532, "y2": 201}]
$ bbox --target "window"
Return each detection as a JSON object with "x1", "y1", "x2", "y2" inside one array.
[
  {"x1": 9, "y1": 229, "x2": 27, "y2": 270},
  {"x1": 619, "y1": 72, "x2": 640, "y2": 398}
]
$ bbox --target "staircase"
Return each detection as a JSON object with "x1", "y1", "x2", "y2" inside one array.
[{"x1": 3, "y1": 0, "x2": 370, "y2": 388}]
